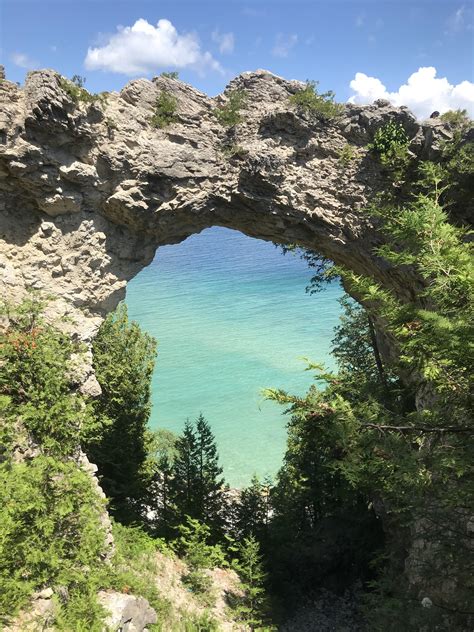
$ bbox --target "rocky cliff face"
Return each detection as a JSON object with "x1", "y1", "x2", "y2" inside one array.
[{"x1": 0, "y1": 67, "x2": 452, "y2": 346}]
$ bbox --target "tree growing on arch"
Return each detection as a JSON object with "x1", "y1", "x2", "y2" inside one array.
[{"x1": 169, "y1": 414, "x2": 226, "y2": 538}]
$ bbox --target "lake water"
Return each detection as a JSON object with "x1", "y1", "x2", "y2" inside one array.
[{"x1": 125, "y1": 227, "x2": 343, "y2": 487}]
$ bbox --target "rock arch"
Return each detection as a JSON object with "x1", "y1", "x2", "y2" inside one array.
[{"x1": 0, "y1": 68, "x2": 447, "y2": 344}]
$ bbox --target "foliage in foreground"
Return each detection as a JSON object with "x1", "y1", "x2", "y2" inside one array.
[
  {"x1": 86, "y1": 303, "x2": 157, "y2": 523},
  {"x1": 0, "y1": 298, "x2": 108, "y2": 627},
  {"x1": 266, "y1": 140, "x2": 474, "y2": 627}
]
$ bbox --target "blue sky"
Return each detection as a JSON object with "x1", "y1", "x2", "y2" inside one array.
[{"x1": 1, "y1": 0, "x2": 473, "y2": 116}]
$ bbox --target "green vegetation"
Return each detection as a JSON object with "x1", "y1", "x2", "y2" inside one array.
[
  {"x1": 1, "y1": 295, "x2": 94, "y2": 455},
  {"x1": 176, "y1": 517, "x2": 225, "y2": 602},
  {"x1": 367, "y1": 120, "x2": 410, "y2": 177},
  {"x1": 0, "y1": 455, "x2": 107, "y2": 626},
  {"x1": 86, "y1": 303, "x2": 157, "y2": 524},
  {"x1": 59, "y1": 74, "x2": 107, "y2": 105},
  {"x1": 214, "y1": 89, "x2": 247, "y2": 127},
  {"x1": 0, "y1": 298, "x2": 248, "y2": 629},
  {"x1": 160, "y1": 71, "x2": 180, "y2": 80},
  {"x1": 265, "y1": 137, "x2": 474, "y2": 627},
  {"x1": 0, "y1": 297, "x2": 108, "y2": 627},
  {"x1": 147, "y1": 413, "x2": 228, "y2": 540},
  {"x1": 338, "y1": 143, "x2": 357, "y2": 166},
  {"x1": 150, "y1": 90, "x2": 178, "y2": 128},
  {"x1": 439, "y1": 108, "x2": 470, "y2": 129},
  {"x1": 289, "y1": 80, "x2": 344, "y2": 120},
  {"x1": 1, "y1": 125, "x2": 472, "y2": 629},
  {"x1": 230, "y1": 535, "x2": 271, "y2": 629}
]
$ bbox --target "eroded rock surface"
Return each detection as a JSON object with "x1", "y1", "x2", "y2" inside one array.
[{"x1": 0, "y1": 67, "x2": 452, "y2": 339}]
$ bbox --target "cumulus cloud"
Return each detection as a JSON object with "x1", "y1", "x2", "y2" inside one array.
[
  {"x1": 211, "y1": 29, "x2": 235, "y2": 54},
  {"x1": 84, "y1": 18, "x2": 223, "y2": 75},
  {"x1": 348, "y1": 66, "x2": 474, "y2": 119},
  {"x1": 272, "y1": 33, "x2": 298, "y2": 58},
  {"x1": 11, "y1": 52, "x2": 38, "y2": 69}
]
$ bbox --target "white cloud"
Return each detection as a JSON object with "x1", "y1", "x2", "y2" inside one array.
[
  {"x1": 84, "y1": 18, "x2": 223, "y2": 75},
  {"x1": 212, "y1": 29, "x2": 234, "y2": 54},
  {"x1": 11, "y1": 52, "x2": 38, "y2": 69},
  {"x1": 272, "y1": 33, "x2": 298, "y2": 58},
  {"x1": 355, "y1": 15, "x2": 364, "y2": 28},
  {"x1": 348, "y1": 66, "x2": 474, "y2": 119}
]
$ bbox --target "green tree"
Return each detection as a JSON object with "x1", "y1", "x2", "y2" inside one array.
[
  {"x1": 266, "y1": 140, "x2": 474, "y2": 627},
  {"x1": 233, "y1": 475, "x2": 270, "y2": 541},
  {"x1": 175, "y1": 517, "x2": 226, "y2": 599},
  {"x1": 86, "y1": 303, "x2": 157, "y2": 524},
  {"x1": 0, "y1": 298, "x2": 110, "y2": 628},
  {"x1": 231, "y1": 535, "x2": 270, "y2": 630},
  {"x1": 169, "y1": 415, "x2": 226, "y2": 537},
  {"x1": 0, "y1": 294, "x2": 94, "y2": 456},
  {"x1": 195, "y1": 414, "x2": 226, "y2": 533},
  {"x1": 169, "y1": 419, "x2": 199, "y2": 525}
]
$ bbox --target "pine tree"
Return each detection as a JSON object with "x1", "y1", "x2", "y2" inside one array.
[
  {"x1": 231, "y1": 535, "x2": 269, "y2": 630},
  {"x1": 233, "y1": 475, "x2": 270, "y2": 541},
  {"x1": 169, "y1": 419, "x2": 199, "y2": 524},
  {"x1": 195, "y1": 414, "x2": 225, "y2": 533},
  {"x1": 169, "y1": 415, "x2": 226, "y2": 537},
  {"x1": 85, "y1": 303, "x2": 157, "y2": 524}
]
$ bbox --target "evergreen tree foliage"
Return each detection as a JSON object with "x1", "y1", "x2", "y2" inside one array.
[
  {"x1": 232, "y1": 475, "x2": 271, "y2": 541},
  {"x1": 230, "y1": 535, "x2": 270, "y2": 630},
  {"x1": 195, "y1": 414, "x2": 226, "y2": 531},
  {"x1": 0, "y1": 298, "x2": 110, "y2": 627},
  {"x1": 266, "y1": 136, "x2": 474, "y2": 627},
  {"x1": 150, "y1": 90, "x2": 178, "y2": 128},
  {"x1": 175, "y1": 517, "x2": 226, "y2": 599},
  {"x1": 86, "y1": 303, "x2": 157, "y2": 523},
  {"x1": 169, "y1": 415, "x2": 225, "y2": 537},
  {"x1": 169, "y1": 419, "x2": 199, "y2": 524},
  {"x1": 0, "y1": 294, "x2": 96, "y2": 455}
]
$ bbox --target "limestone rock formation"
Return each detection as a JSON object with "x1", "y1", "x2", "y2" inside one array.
[
  {"x1": 98, "y1": 592, "x2": 157, "y2": 632},
  {"x1": 0, "y1": 67, "x2": 452, "y2": 342}
]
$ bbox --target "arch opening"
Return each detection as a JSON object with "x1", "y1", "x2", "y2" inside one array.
[{"x1": 125, "y1": 226, "x2": 344, "y2": 487}]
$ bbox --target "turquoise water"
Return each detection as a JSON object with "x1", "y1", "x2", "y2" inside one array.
[{"x1": 125, "y1": 227, "x2": 343, "y2": 487}]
